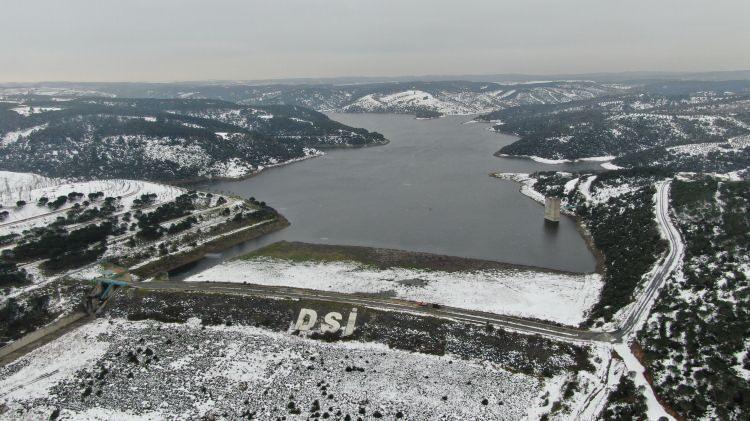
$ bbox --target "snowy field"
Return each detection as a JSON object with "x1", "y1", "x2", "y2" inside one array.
[
  {"x1": 494, "y1": 172, "x2": 638, "y2": 208},
  {"x1": 0, "y1": 171, "x2": 184, "y2": 236},
  {"x1": 0, "y1": 171, "x2": 57, "y2": 196},
  {"x1": 185, "y1": 258, "x2": 603, "y2": 325},
  {"x1": 666, "y1": 134, "x2": 750, "y2": 157},
  {"x1": 0, "y1": 318, "x2": 544, "y2": 420},
  {"x1": 491, "y1": 173, "x2": 546, "y2": 204},
  {"x1": 344, "y1": 90, "x2": 477, "y2": 115},
  {"x1": 1, "y1": 124, "x2": 48, "y2": 147}
]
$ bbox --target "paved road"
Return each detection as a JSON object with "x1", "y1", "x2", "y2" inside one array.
[
  {"x1": 609, "y1": 181, "x2": 683, "y2": 341},
  {"x1": 134, "y1": 280, "x2": 612, "y2": 342},
  {"x1": 131, "y1": 180, "x2": 682, "y2": 345},
  {"x1": 1, "y1": 179, "x2": 680, "y2": 371},
  {"x1": 0, "y1": 181, "x2": 682, "y2": 419}
]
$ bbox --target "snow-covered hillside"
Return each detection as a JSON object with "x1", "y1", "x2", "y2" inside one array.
[
  {"x1": 335, "y1": 82, "x2": 618, "y2": 115},
  {"x1": 0, "y1": 172, "x2": 183, "y2": 236},
  {"x1": 343, "y1": 90, "x2": 475, "y2": 114},
  {"x1": 0, "y1": 317, "x2": 545, "y2": 420},
  {"x1": 0, "y1": 97, "x2": 386, "y2": 182},
  {"x1": 484, "y1": 89, "x2": 750, "y2": 169},
  {"x1": 21, "y1": 80, "x2": 618, "y2": 117}
]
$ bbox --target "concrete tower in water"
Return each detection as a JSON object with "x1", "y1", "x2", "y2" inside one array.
[{"x1": 544, "y1": 197, "x2": 561, "y2": 223}]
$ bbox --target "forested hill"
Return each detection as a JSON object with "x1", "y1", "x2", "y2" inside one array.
[
  {"x1": 476, "y1": 83, "x2": 750, "y2": 173},
  {"x1": 0, "y1": 97, "x2": 386, "y2": 182}
]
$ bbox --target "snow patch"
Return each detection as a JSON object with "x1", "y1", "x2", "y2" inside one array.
[
  {"x1": 0, "y1": 321, "x2": 109, "y2": 401},
  {"x1": 10, "y1": 106, "x2": 62, "y2": 116},
  {"x1": 1, "y1": 124, "x2": 48, "y2": 147},
  {"x1": 614, "y1": 344, "x2": 675, "y2": 421},
  {"x1": 185, "y1": 258, "x2": 602, "y2": 326}
]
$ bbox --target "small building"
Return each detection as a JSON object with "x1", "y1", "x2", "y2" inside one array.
[{"x1": 544, "y1": 197, "x2": 561, "y2": 223}]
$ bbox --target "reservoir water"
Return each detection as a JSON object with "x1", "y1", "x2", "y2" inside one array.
[{"x1": 180, "y1": 114, "x2": 600, "y2": 278}]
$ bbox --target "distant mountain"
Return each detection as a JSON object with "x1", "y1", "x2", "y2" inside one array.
[
  {"x1": 4, "y1": 77, "x2": 749, "y2": 177},
  {"x1": 28, "y1": 80, "x2": 620, "y2": 117},
  {"x1": 4, "y1": 69, "x2": 748, "y2": 87},
  {"x1": 0, "y1": 97, "x2": 386, "y2": 182},
  {"x1": 336, "y1": 81, "x2": 619, "y2": 115}
]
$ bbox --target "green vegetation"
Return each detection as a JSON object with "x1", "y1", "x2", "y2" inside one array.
[
  {"x1": 614, "y1": 145, "x2": 750, "y2": 174},
  {"x1": 478, "y1": 90, "x2": 750, "y2": 165},
  {"x1": 600, "y1": 374, "x2": 648, "y2": 420},
  {"x1": 637, "y1": 178, "x2": 750, "y2": 420},
  {"x1": 529, "y1": 171, "x2": 573, "y2": 198},
  {"x1": 10, "y1": 222, "x2": 114, "y2": 272},
  {"x1": 242, "y1": 241, "x2": 560, "y2": 273},
  {"x1": 522, "y1": 169, "x2": 668, "y2": 325},
  {"x1": 0, "y1": 97, "x2": 385, "y2": 182},
  {"x1": 414, "y1": 110, "x2": 442, "y2": 119},
  {"x1": 243, "y1": 241, "x2": 359, "y2": 265},
  {"x1": 0, "y1": 258, "x2": 29, "y2": 288},
  {"x1": 0, "y1": 233, "x2": 19, "y2": 247},
  {"x1": 135, "y1": 192, "x2": 196, "y2": 240},
  {"x1": 580, "y1": 185, "x2": 667, "y2": 325},
  {"x1": 0, "y1": 296, "x2": 51, "y2": 346},
  {"x1": 108, "y1": 287, "x2": 594, "y2": 378},
  {"x1": 12, "y1": 222, "x2": 113, "y2": 260},
  {"x1": 0, "y1": 277, "x2": 89, "y2": 346}
]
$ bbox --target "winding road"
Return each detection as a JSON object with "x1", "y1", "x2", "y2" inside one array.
[{"x1": 609, "y1": 181, "x2": 684, "y2": 341}]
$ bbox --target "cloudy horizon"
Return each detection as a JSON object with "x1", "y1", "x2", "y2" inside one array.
[{"x1": 2, "y1": 0, "x2": 749, "y2": 83}]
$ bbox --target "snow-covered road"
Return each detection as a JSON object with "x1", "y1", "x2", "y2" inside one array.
[
  {"x1": 613, "y1": 181, "x2": 685, "y2": 340},
  {"x1": 606, "y1": 180, "x2": 683, "y2": 420}
]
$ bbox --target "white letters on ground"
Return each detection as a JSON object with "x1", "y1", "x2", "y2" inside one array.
[
  {"x1": 294, "y1": 309, "x2": 318, "y2": 331},
  {"x1": 294, "y1": 308, "x2": 358, "y2": 337},
  {"x1": 322, "y1": 312, "x2": 342, "y2": 333}
]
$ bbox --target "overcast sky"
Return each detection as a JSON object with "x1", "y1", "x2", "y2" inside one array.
[{"x1": 2, "y1": 0, "x2": 749, "y2": 82}]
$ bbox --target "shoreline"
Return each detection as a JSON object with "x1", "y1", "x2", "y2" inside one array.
[
  {"x1": 171, "y1": 139, "x2": 390, "y2": 186},
  {"x1": 169, "y1": 115, "x2": 601, "y2": 279},
  {"x1": 190, "y1": 240, "x2": 604, "y2": 326},
  {"x1": 489, "y1": 172, "x2": 605, "y2": 276},
  {"x1": 131, "y1": 215, "x2": 290, "y2": 278},
  {"x1": 575, "y1": 217, "x2": 606, "y2": 275},
  {"x1": 493, "y1": 150, "x2": 617, "y2": 166},
  {"x1": 485, "y1": 125, "x2": 618, "y2": 167},
  {"x1": 239, "y1": 240, "x2": 592, "y2": 275}
]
